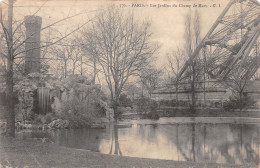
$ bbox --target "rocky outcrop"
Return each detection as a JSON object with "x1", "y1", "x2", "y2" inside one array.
[
  {"x1": 47, "y1": 119, "x2": 70, "y2": 129},
  {"x1": 15, "y1": 122, "x2": 33, "y2": 129}
]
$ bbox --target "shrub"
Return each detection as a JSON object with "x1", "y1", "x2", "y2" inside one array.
[
  {"x1": 57, "y1": 94, "x2": 100, "y2": 127},
  {"x1": 50, "y1": 75, "x2": 108, "y2": 127},
  {"x1": 138, "y1": 99, "x2": 159, "y2": 120},
  {"x1": 158, "y1": 99, "x2": 178, "y2": 107},
  {"x1": 119, "y1": 94, "x2": 133, "y2": 107},
  {"x1": 223, "y1": 96, "x2": 256, "y2": 111},
  {"x1": 147, "y1": 112, "x2": 160, "y2": 120},
  {"x1": 133, "y1": 96, "x2": 151, "y2": 113},
  {"x1": 133, "y1": 96, "x2": 159, "y2": 115}
]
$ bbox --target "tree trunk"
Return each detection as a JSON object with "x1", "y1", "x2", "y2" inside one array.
[
  {"x1": 113, "y1": 92, "x2": 120, "y2": 120},
  {"x1": 175, "y1": 84, "x2": 178, "y2": 106},
  {"x1": 80, "y1": 53, "x2": 83, "y2": 76},
  {"x1": 191, "y1": 83, "x2": 196, "y2": 112},
  {"x1": 112, "y1": 99, "x2": 119, "y2": 120},
  {"x1": 92, "y1": 59, "x2": 96, "y2": 84},
  {"x1": 6, "y1": 0, "x2": 15, "y2": 137},
  {"x1": 6, "y1": 63, "x2": 15, "y2": 137},
  {"x1": 239, "y1": 92, "x2": 243, "y2": 111},
  {"x1": 64, "y1": 60, "x2": 67, "y2": 78},
  {"x1": 72, "y1": 62, "x2": 75, "y2": 75},
  {"x1": 191, "y1": 62, "x2": 196, "y2": 113}
]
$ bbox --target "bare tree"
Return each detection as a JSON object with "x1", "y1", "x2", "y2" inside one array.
[
  {"x1": 123, "y1": 83, "x2": 142, "y2": 101},
  {"x1": 183, "y1": 10, "x2": 203, "y2": 111},
  {"x1": 83, "y1": 6, "x2": 158, "y2": 119},
  {"x1": 226, "y1": 58, "x2": 256, "y2": 110},
  {"x1": 50, "y1": 37, "x2": 82, "y2": 78},
  {"x1": 166, "y1": 47, "x2": 186, "y2": 103},
  {"x1": 140, "y1": 67, "x2": 162, "y2": 98},
  {"x1": 0, "y1": 0, "x2": 17, "y2": 137},
  {"x1": 80, "y1": 26, "x2": 100, "y2": 84}
]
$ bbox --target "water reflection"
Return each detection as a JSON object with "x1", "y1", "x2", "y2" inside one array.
[
  {"x1": 16, "y1": 121, "x2": 260, "y2": 165},
  {"x1": 108, "y1": 124, "x2": 122, "y2": 155}
]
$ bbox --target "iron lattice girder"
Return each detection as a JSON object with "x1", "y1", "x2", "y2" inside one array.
[{"x1": 176, "y1": 0, "x2": 260, "y2": 83}]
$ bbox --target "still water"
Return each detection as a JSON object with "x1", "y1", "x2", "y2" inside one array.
[{"x1": 16, "y1": 118, "x2": 260, "y2": 165}]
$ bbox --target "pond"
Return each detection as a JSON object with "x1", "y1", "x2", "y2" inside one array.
[{"x1": 16, "y1": 117, "x2": 260, "y2": 165}]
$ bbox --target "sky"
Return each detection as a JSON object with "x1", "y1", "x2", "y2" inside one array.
[
  {"x1": 0, "y1": 0, "x2": 232, "y2": 91},
  {"x1": 1, "y1": 0, "x2": 229, "y2": 68}
]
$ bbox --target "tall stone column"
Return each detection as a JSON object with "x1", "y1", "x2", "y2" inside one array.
[{"x1": 24, "y1": 16, "x2": 42, "y2": 74}]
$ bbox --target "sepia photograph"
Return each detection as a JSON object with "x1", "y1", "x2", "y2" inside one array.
[{"x1": 0, "y1": 0, "x2": 259, "y2": 167}]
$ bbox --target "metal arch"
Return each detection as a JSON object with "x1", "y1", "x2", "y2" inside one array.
[{"x1": 175, "y1": 0, "x2": 260, "y2": 83}]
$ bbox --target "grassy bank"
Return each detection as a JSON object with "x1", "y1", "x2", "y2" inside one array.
[{"x1": 0, "y1": 136, "x2": 258, "y2": 168}]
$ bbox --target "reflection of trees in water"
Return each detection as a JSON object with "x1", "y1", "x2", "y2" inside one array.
[
  {"x1": 30, "y1": 122, "x2": 259, "y2": 165},
  {"x1": 191, "y1": 123, "x2": 195, "y2": 162},
  {"x1": 175, "y1": 124, "x2": 189, "y2": 161},
  {"x1": 138, "y1": 124, "x2": 158, "y2": 143},
  {"x1": 51, "y1": 129, "x2": 103, "y2": 152},
  {"x1": 227, "y1": 124, "x2": 259, "y2": 164},
  {"x1": 172, "y1": 123, "x2": 260, "y2": 164},
  {"x1": 173, "y1": 124, "x2": 196, "y2": 162},
  {"x1": 109, "y1": 124, "x2": 122, "y2": 156}
]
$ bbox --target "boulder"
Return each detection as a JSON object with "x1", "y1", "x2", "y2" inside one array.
[
  {"x1": 126, "y1": 107, "x2": 132, "y2": 111},
  {"x1": 0, "y1": 121, "x2": 6, "y2": 129},
  {"x1": 15, "y1": 122, "x2": 33, "y2": 129},
  {"x1": 42, "y1": 124, "x2": 48, "y2": 130}
]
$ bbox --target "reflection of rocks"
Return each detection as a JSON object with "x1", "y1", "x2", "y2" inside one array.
[
  {"x1": 90, "y1": 123, "x2": 106, "y2": 129},
  {"x1": 33, "y1": 137, "x2": 53, "y2": 143},
  {"x1": 48, "y1": 119, "x2": 69, "y2": 129}
]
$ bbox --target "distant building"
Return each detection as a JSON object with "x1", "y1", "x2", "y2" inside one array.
[
  {"x1": 152, "y1": 80, "x2": 231, "y2": 105},
  {"x1": 151, "y1": 79, "x2": 260, "y2": 106}
]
